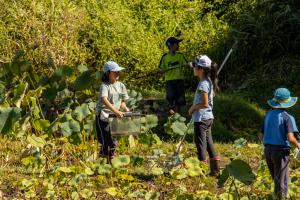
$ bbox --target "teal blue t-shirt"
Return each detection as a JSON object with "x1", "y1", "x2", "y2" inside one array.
[
  {"x1": 192, "y1": 79, "x2": 214, "y2": 122},
  {"x1": 263, "y1": 109, "x2": 298, "y2": 147}
]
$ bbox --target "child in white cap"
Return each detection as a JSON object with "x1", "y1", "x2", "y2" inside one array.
[
  {"x1": 189, "y1": 55, "x2": 220, "y2": 176},
  {"x1": 95, "y1": 61, "x2": 129, "y2": 162}
]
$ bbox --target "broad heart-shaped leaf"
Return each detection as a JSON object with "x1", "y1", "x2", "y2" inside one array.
[
  {"x1": 12, "y1": 81, "x2": 28, "y2": 108},
  {"x1": 151, "y1": 167, "x2": 164, "y2": 176},
  {"x1": 188, "y1": 166, "x2": 203, "y2": 177},
  {"x1": 226, "y1": 159, "x2": 255, "y2": 185},
  {"x1": 0, "y1": 107, "x2": 21, "y2": 134},
  {"x1": 73, "y1": 70, "x2": 94, "y2": 91},
  {"x1": 145, "y1": 191, "x2": 160, "y2": 200},
  {"x1": 143, "y1": 115, "x2": 158, "y2": 128},
  {"x1": 54, "y1": 65, "x2": 74, "y2": 77},
  {"x1": 171, "y1": 168, "x2": 188, "y2": 180},
  {"x1": 98, "y1": 164, "x2": 112, "y2": 175},
  {"x1": 60, "y1": 119, "x2": 81, "y2": 137},
  {"x1": 111, "y1": 155, "x2": 131, "y2": 168},
  {"x1": 105, "y1": 187, "x2": 118, "y2": 196},
  {"x1": 184, "y1": 157, "x2": 200, "y2": 169},
  {"x1": 27, "y1": 134, "x2": 46, "y2": 148},
  {"x1": 72, "y1": 103, "x2": 91, "y2": 121},
  {"x1": 68, "y1": 133, "x2": 82, "y2": 145},
  {"x1": 171, "y1": 121, "x2": 187, "y2": 136}
]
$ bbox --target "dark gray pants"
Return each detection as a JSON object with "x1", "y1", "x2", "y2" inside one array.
[
  {"x1": 194, "y1": 119, "x2": 218, "y2": 162},
  {"x1": 95, "y1": 115, "x2": 116, "y2": 156},
  {"x1": 264, "y1": 145, "x2": 290, "y2": 198}
]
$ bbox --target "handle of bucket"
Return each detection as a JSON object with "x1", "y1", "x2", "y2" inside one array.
[
  {"x1": 294, "y1": 147, "x2": 300, "y2": 158},
  {"x1": 108, "y1": 111, "x2": 142, "y2": 118}
]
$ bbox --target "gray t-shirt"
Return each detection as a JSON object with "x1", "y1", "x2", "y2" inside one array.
[
  {"x1": 192, "y1": 79, "x2": 214, "y2": 122},
  {"x1": 96, "y1": 81, "x2": 129, "y2": 115}
]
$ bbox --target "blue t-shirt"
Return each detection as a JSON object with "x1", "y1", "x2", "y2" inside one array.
[
  {"x1": 262, "y1": 109, "x2": 299, "y2": 148},
  {"x1": 192, "y1": 79, "x2": 214, "y2": 122}
]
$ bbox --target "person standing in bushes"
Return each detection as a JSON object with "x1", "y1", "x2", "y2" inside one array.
[
  {"x1": 95, "y1": 61, "x2": 130, "y2": 163},
  {"x1": 188, "y1": 55, "x2": 220, "y2": 177},
  {"x1": 158, "y1": 37, "x2": 188, "y2": 113},
  {"x1": 261, "y1": 88, "x2": 300, "y2": 199}
]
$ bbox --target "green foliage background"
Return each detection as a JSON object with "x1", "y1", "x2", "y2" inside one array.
[{"x1": 1, "y1": 0, "x2": 300, "y2": 139}]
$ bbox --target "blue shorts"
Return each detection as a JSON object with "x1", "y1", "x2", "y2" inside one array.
[{"x1": 166, "y1": 79, "x2": 186, "y2": 107}]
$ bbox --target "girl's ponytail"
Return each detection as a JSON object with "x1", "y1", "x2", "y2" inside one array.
[
  {"x1": 203, "y1": 62, "x2": 218, "y2": 93},
  {"x1": 210, "y1": 62, "x2": 219, "y2": 93}
]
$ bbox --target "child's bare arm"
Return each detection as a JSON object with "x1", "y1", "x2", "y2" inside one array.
[
  {"x1": 102, "y1": 97, "x2": 124, "y2": 118},
  {"x1": 188, "y1": 92, "x2": 209, "y2": 115},
  {"x1": 120, "y1": 101, "x2": 129, "y2": 112},
  {"x1": 287, "y1": 132, "x2": 300, "y2": 148}
]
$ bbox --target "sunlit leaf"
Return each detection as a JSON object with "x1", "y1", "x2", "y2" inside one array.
[
  {"x1": 184, "y1": 157, "x2": 200, "y2": 169},
  {"x1": 111, "y1": 155, "x2": 130, "y2": 168},
  {"x1": 105, "y1": 187, "x2": 118, "y2": 196},
  {"x1": 171, "y1": 168, "x2": 188, "y2": 180},
  {"x1": 27, "y1": 134, "x2": 46, "y2": 148},
  {"x1": 98, "y1": 164, "x2": 112, "y2": 175}
]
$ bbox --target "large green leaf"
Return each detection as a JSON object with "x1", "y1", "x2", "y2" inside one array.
[
  {"x1": 60, "y1": 119, "x2": 81, "y2": 137},
  {"x1": 27, "y1": 134, "x2": 46, "y2": 148},
  {"x1": 98, "y1": 164, "x2": 112, "y2": 175},
  {"x1": 170, "y1": 168, "x2": 188, "y2": 180},
  {"x1": 226, "y1": 159, "x2": 255, "y2": 185},
  {"x1": 184, "y1": 157, "x2": 200, "y2": 169},
  {"x1": 73, "y1": 70, "x2": 94, "y2": 91},
  {"x1": 54, "y1": 65, "x2": 74, "y2": 77},
  {"x1": 171, "y1": 121, "x2": 187, "y2": 136},
  {"x1": 188, "y1": 166, "x2": 203, "y2": 177},
  {"x1": 72, "y1": 103, "x2": 91, "y2": 121},
  {"x1": 68, "y1": 133, "x2": 82, "y2": 145},
  {"x1": 0, "y1": 107, "x2": 21, "y2": 134},
  {"x1": 12, "y1": 81, "x2": 28, "y2": 108},
  {"x1": 111, "y1": 155, "x2": 131, "y2": 168}
]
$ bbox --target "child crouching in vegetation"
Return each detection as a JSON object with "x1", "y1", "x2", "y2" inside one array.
[
  {"x1": 188, "y1": 55, "x2": 220, "y2": 177},
  {"x1": 95, "y1": 61, "x2": 130, "y2": 162},
  {"x1": 261, "y1": 88, "x2": 300, "y2": 199}
]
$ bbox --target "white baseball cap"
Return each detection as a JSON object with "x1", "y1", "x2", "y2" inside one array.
[
  {"x1": 103, "y1": 61, "x2": 125, "y2": 73},
  {"x1": 192, "y1": 55, "x2": 212, "y2": 68}
]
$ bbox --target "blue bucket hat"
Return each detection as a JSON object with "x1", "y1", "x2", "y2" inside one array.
[
  {"x1": 267, "y1": 88, "x2": 298, "y2": 108},
  {"x1": 103, "y1": 61, "x2": 125, "y2": 73}
]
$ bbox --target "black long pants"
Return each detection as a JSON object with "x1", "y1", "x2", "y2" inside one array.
[
  {"x1": 95, "y1": 114, "x2": 116, "y2": 156},
  {"x1": 194, "y1": 119, "x2": 218, "y2": 162},
  {"x1": 264, "y1": 145, "x2": 290, "y2": 198}
]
